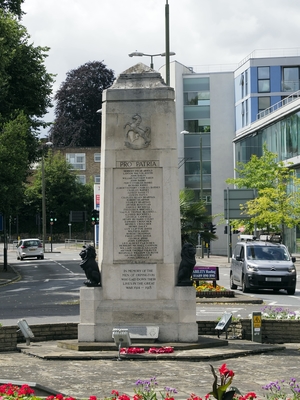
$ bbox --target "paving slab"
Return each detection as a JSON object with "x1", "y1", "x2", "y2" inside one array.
[{"x1": 0, "y1": 341, "x2": 298, "y2": 400}]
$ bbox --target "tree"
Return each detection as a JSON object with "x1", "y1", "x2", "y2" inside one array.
[
  {"x1": 0, "y1": 112, "x2": 31, "y2": 215},
  {"x1": 50, "y1": 61, "x2": 115, "y2": 147},
  {"x1": 0, "y1": 10, "x2": 54, "y2": 134},
  {"x1": 0, "y1": 0, "x2": 24, "y2": 18},
  {"x1": 22, "y1": 151, "x2": 94, "y2": 235},
  {"x1": 226, "y1": 144, "x2": 300, "y2": 238},
  {"x1": 180, "y1": 188, "x2": 217, "y2": 246}
]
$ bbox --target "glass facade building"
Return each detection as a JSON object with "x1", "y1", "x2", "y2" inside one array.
[
  {"x1": 182, "y1": 77, "x2": 211, "y2": 212},
  {"x1": 168, "y1": 49, "x2": 300, "y2": 254}
]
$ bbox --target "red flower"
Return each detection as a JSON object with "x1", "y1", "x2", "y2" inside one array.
[
  {"x1": 90, "y1": 396, "x2": 97, "y2": 400},
  {"x1": 219, "y1": 363, "x2": 234, "y2": 378},
  {"x1": 187, "y1": 394, "x2": 203, "y2": 400},
  {"x1": 244, "y1": 392, "x2": 257, "y2": 399},
  {"x1": 18, "y1": 384, "x2": 35, "y2": 396},
  {"x1": 118, "y1": 395, "x2": 131, "y2": 400}
]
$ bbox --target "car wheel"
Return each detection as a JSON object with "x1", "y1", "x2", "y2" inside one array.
[
  {"x1": 242, "y1": 275, "x2": 249, "y2": 293},
  {"x1": 17, "y1": 256, "x2": 20, "y2": 260},
  {"x1": 273, "y1": 288, "x2": 280, "y2": 293},
  {"x1": 20, "y1": 257, "x2": 23, "y2": 261},
  {"x1": 41, "y1": 255, "x2": 44, "y2": 260},
  {"x1": 287, "y1": 287, "x2": 295, "y2": 295},
  {"x1": 230, "y1": 273, "x2": 237, "y2": 290}
]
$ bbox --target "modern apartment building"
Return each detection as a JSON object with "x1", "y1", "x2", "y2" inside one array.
[{"x1": 161, "y1": 49, "x2": 300, "y2": 255}]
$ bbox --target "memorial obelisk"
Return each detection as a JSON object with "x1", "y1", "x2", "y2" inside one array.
[{"x1": 78, "y1": 63, "x2": 198, "y2": 342}]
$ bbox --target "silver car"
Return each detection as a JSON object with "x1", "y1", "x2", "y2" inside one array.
[
  {"x1": 230, "y1": 239, "x2": 296, "y2": 295},
  {"x1": 16, "y1": 238, "x2": 44, "y2": 260}
]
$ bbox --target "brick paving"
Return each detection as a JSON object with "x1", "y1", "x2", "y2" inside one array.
[{"x1": 0, "y1": 342, "x2": 299, "y2": 399}]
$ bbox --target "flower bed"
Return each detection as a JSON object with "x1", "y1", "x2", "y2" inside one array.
[
  {"x1": 194, "y1": 281, "x2": 235, "y2": 298},
  {"x1": 1, "y1": 363, "x2": 300, "y2": 400}
]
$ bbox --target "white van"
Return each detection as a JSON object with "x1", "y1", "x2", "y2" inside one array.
[{"x1": 230, "y1": 237, "x2": 296, "y2": 295}]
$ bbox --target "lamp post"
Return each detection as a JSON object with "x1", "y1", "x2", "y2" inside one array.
[
  {"x1": 128, "y1": 51, "x2": 175, "y2": 71},
  {"x1": 41, "y1": 141, "x2": 53, "y2": 253},
  {"x1": 165, "y1": 0, "x2": 170, "y2": 85}
]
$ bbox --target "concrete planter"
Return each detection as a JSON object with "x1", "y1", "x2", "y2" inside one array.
[{"x1": 0, "y1": 326, "x2": 17, "y2": 351}]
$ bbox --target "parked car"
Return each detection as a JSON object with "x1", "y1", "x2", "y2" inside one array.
[
  {"x1": 230, "y1": 236, "x2": 296, "y2": 295},
  {"x1": 16, "y1": 238, "x2": 44, "y2": 260}
]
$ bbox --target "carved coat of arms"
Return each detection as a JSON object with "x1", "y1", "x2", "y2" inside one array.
[{"x1": 124, "y1": 114, "x2": 151, "y2": 149}]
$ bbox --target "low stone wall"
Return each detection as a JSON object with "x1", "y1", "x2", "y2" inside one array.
[
  {"x1": 17, "y1": 323, "x2": 78, "y2": 343},
  {"x1": 197, "y1": 319, "x2": 300, "y2": 343},
  {"x1": 0, "y1": 323, "x2": 78, "y2": 351},
  {"x1": 1, "y1": 320, "x2": 299, "y2": 352},
  {"x1": 0, "y1": 326, "x2": 18, "y2": 351}
]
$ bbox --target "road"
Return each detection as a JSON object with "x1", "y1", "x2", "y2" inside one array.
[
  {"x1": 0, "y1": 245, "x2": 84, "y2": 326},
  {"x1": 0, "y1": 245, "x2": 300, "y2": 326}
]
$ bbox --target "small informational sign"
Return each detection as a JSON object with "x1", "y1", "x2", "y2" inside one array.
[
  {"x1": 251, "y1": 311, "x2": 262, "y2": 343},
  {"x1": 192, "y1": 266, "x2": 219, "y2": 281},
  {"x1": 215, "y1": 312, "x2": 232, "y2": 338}
]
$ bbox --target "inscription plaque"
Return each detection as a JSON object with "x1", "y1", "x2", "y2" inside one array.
[
  {"x1": 114, "y1": 166, "x2": 163, "y2": 263},
  {"x1": 120, "y1": 265, "x2": 156, "y2": 299}
]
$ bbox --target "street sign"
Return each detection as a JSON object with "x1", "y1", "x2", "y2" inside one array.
[
  {"x1": 70, "y1": 211, "x2": 85, "y2": 223},
  {"x1": 224, "y1": 188, "x2": 256, "y2": 219},
  {"x1": 192, "y1": 266, "x2": 219, "y2": 281}
]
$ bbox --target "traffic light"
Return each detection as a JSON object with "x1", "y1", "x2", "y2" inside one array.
[
  {"x1": 210, "y1": 223, "x2": 216, "y2": 235},
  {"x1": 49, "y1": 211, "x2": 57, "y2": 224},
  {"x1": 91, "y1": 209, "x2": 99, "y2": 225},
  {"x1": 203, "y1": 223, "x2": 210, "y2": 232}
]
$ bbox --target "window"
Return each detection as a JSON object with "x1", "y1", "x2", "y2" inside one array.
[
  {"x1": 282, "y1": 67, "x2": 300, "y2": 91},
  {"x1": 184, "y1": 91, "x2": 210, "y2": 105},
  {"x1": 240, "y1": 70, "x2": 248, "y2": 98},
  {"x1": 76, "y1": 175, "x2": 86, "y2": 184},
  {"x1": 94, "y1": 175, "x2": 100, "y2": 183},
  {"x1": 258, "y1": 67, "x2": 270, "y2": 93},
  {"x1": 241, "y1": 100, "x2": 249, "y2": 127},
  {"x1": 258, "y1": 97, "x2": 270, "y2": 113},
  {"x1": 183, "y1": 77, "x2": 209, "y2": 92},
  {"x1": 94, "y1": 153, "x2": 101, "y2": 162},
  {"x1": 66, "y1": 153, "x2": 86, "y2": 170},
  {"x1": 184, "y1": 120, "x2": 210, "y2": 133}
]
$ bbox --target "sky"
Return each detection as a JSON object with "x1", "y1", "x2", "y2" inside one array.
[{"x1": 21, "y1": 0, "x2": 300, "y2": 136}]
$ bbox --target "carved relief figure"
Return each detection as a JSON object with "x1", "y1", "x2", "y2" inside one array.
[
  {"x1": 124, "y1": 114, "x2": 151, "y2": 149},
  {"x1": 79, "y1": 245, "x2": 101, "y2": 287},
  {"x1": 177, "y1": 243, "x2": 196, "y2": 286}
]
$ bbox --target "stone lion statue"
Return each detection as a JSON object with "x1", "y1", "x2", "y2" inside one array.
[
  {"x1": 177, "y1": 243, "x2": 196, "y2": 286},
  {"x1": 79, "y1": 245, "x2": 101, "y2": 287}
]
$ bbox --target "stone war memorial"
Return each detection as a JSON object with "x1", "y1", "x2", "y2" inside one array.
[{"x1": 78, "y1": 63, "x2": 198, "y2": 343}]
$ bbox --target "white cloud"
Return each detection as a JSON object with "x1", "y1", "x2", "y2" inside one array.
[{"x1": 21, "y1": 0, "x2": 300, "y2": 133}]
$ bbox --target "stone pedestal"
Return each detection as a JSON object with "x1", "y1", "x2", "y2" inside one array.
[{"x1": 78, "y1": 63, "x2": 198, "y2": 343}]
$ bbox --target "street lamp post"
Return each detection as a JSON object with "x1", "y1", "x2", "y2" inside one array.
[
  {"x1": 128, "y1": 51, "x2": 175, "y2": 71},
  {"x1": 165, "y1": 0, "x2": 170, "y2": 85},
  {"x1": 41, "y1": 141, "x2": 53, "y2": 253}
]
